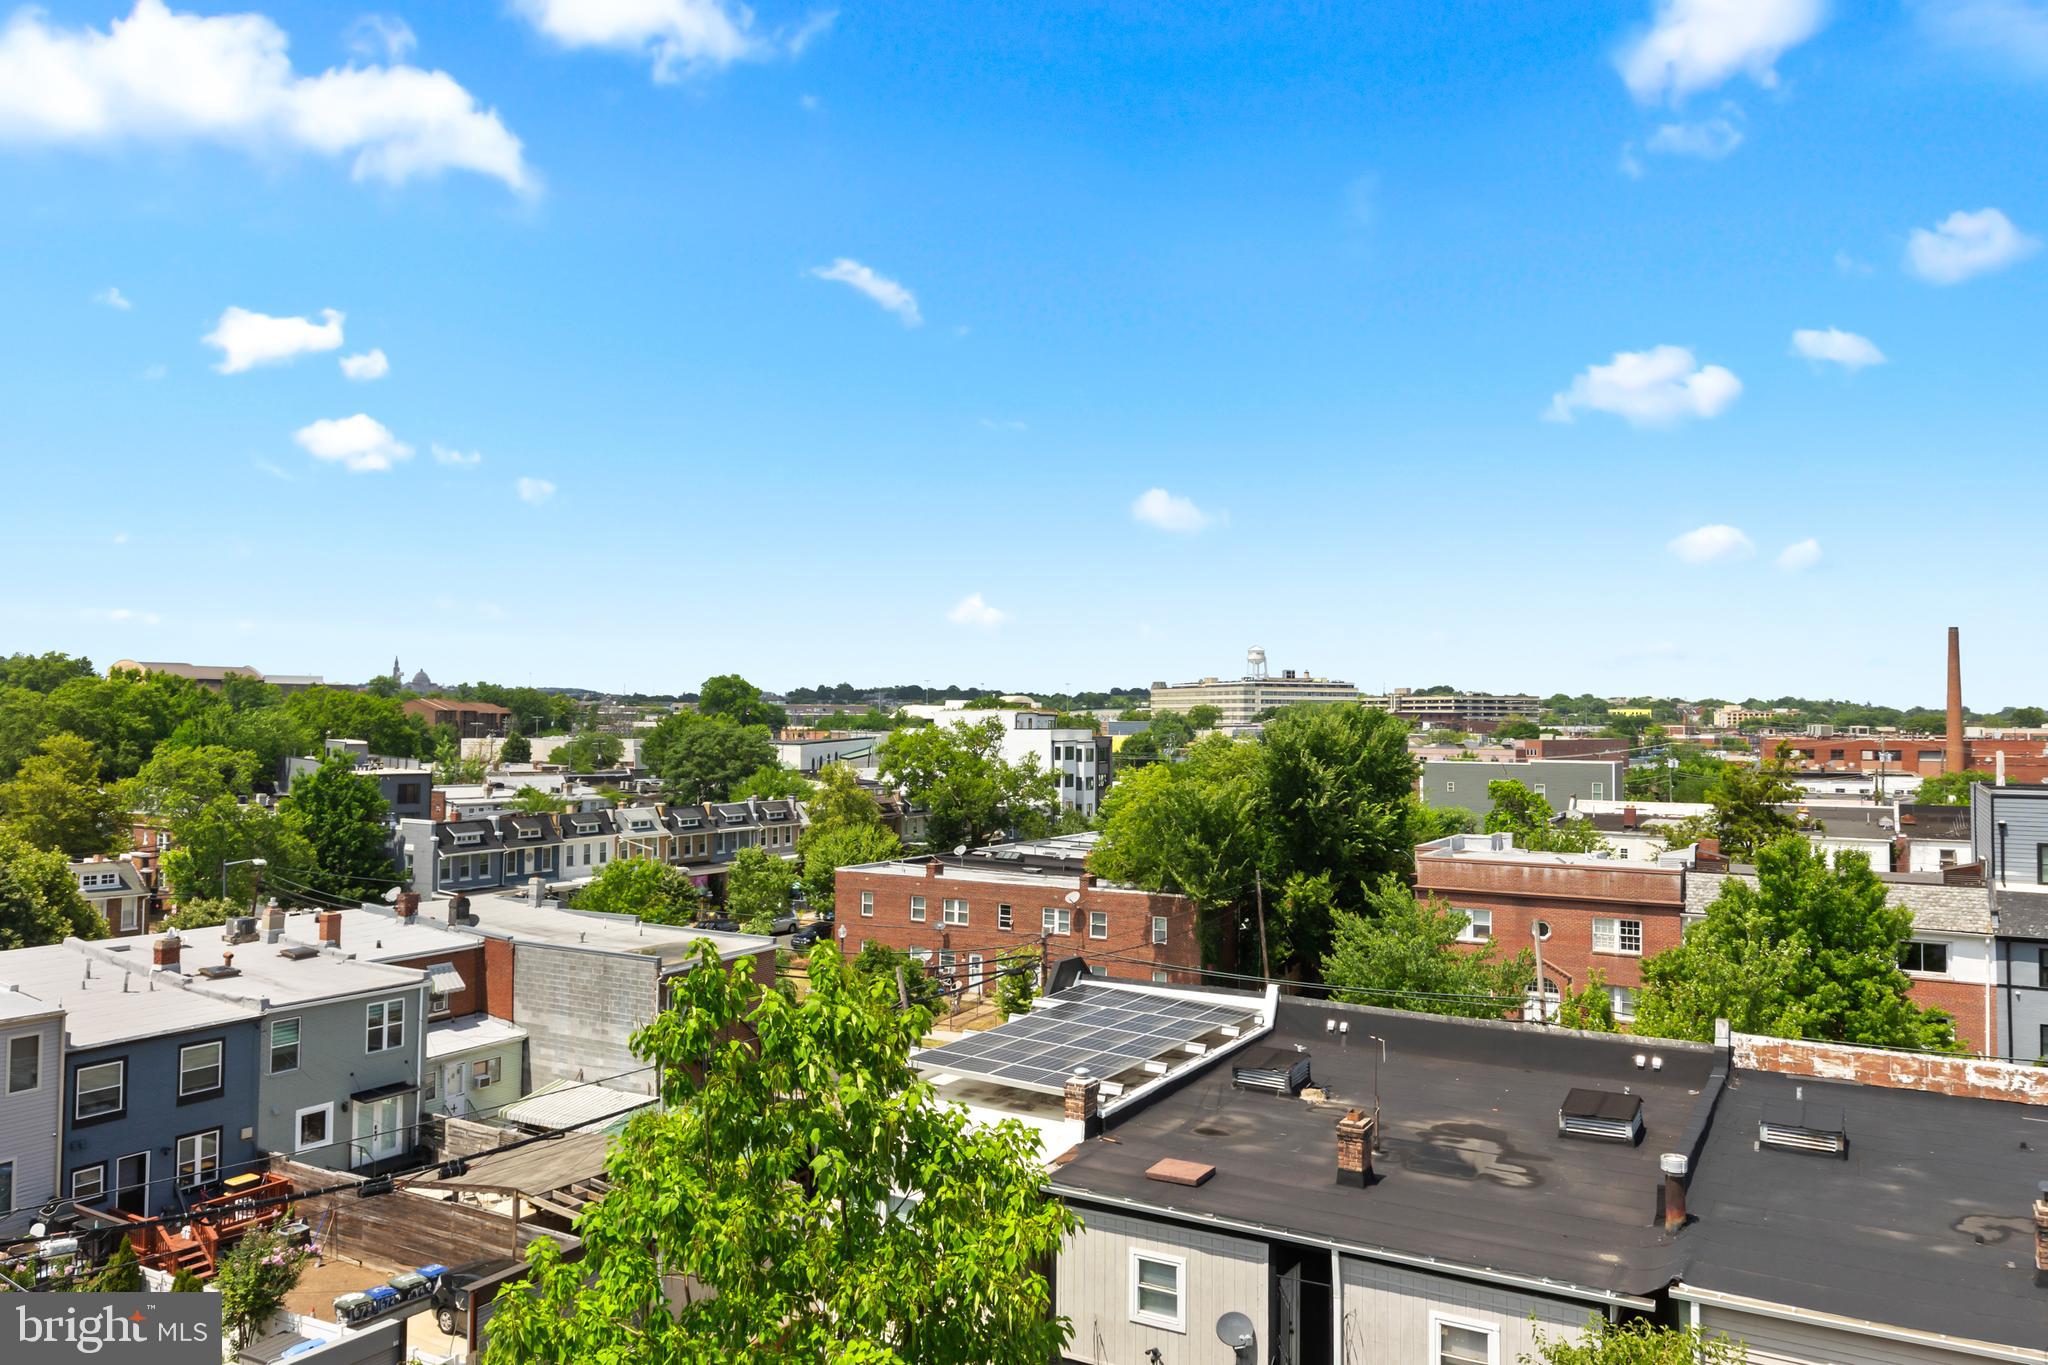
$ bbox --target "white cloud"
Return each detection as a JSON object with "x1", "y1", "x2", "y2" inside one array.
[
  {"x1": 1905, "y1": 207, "x2": 2041, "y2": 284},
  {"x1": 1776, "y1": 537, "x2": 1823, "y2": 571},
  {"x1": 293, "y1": 413, "x2": 413, "y2": 472},
  {"x1": 1912, "y1": 0, "x2": 2048, "y2": 75},
  {"x1": 339, "y1": 347, "x2": 389, "y2": 380},
  {"x1": 83, "y1": 606, "x2": 161, "y2": 625},
  {"x1": 1546, "y1": 345, "x2": 1742, "y2": 427},
  {"x1": 945, "y1": 593, "x2": 1007, "y2": 628},
  {"x1": 94, "y1": 285, "x2": 131, "y2": 310},
  {"x1": 798, "y1": 92, "x2": 821, "y2": 112},
  {"x1": 1645, "y1": 115, "x2": 1743, "y2": 158},
  {"x1": 1791, "y1": 326, "x2": 1885, "y2": 369},
  {"x1": 513, "y1": 0, "x2": 767, "y2": 79},
  {"x1": 1618, "y1": 0, "x2": 1827, "y2": 104},
  {"x1": 1131, "y1": 488, "x2": 1213, "y2": 533},
  {"x1": 254, "y1": 458, "x2": 292, "y2": 480},
  {"x1": 1667, "y1": 524, "x2": 1755, "y2": 564},
  {"x1": 809, "y1": 258, "x2": 922, "y2": 326},
  {"x1": 346, "y1": 13, "x2": 416, "y2": 62},
  {"x1": 111, "y1": 531, "x2": 129, "y2": 544},
  {"x1": 432, "y1": 443, "x2": 482, "y2": 466},
  {"x1": 203, "y1": 306, "x2": 344, "y2": 373},
  {"x1": 516, "y1": 476, "x2": 556, "y2": 504},
  {"x1": 0, "y1": 1, "x2": 534, "y2": 193}
]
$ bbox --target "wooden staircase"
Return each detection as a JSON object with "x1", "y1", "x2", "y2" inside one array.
[{"x1": 118, "y1": 1172, "x2": 298, "y2": 1281}]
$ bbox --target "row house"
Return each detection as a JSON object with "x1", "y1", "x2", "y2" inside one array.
[
  {"x1": 833, "y1": 834, "x2": 1200, "y2": 993},
  {"x1": 68, "y1": 856, "x2": 153, "y2": 937},
  {"x1": 0, "y1": 985, "x2": 65, "y2": 1236}
]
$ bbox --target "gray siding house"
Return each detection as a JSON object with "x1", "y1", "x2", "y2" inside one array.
[
  {"x1": 1422, "y1": 758, "x2": 1626, "y2": 820},
  {"x1": 0, "y1": 987, "x2": 65, "y2": 1237},
  {"x1": 1972, "y1": 783, "x2": 2048, "y2": 1060}
]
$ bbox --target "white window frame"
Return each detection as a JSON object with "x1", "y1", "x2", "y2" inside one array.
[
  {"x1": 178, "y1": 1040, "x2": 223, "y2": 1097},
  {"x1": 1151, "y1": 915, "x2": 1168, "y2": 946},
  {"x1": 119, "y1": 900, "x2": 141, "y2": 933},
  {"x1": 998, "y1": 903, "x2": 1013, "y2": 932},
  {"x1": 1430, "y1": 1312, "x2": 1499, "y2": 1365},
  {"x1": 270, "y1": 1017, "x2": 301, "y2": 1074},
  {"x1": 860, "y1": 890, "x2": 873, "y2": 918},
  {"x1": 942, "y1": 898, "x2": 969, "y2": 927},
  {"x1": 909, "y1": 895, "x2": 926, "y2": 923},
  {"x1": 1089, "y1": 910, "x2": 1109, "y2": 940},
  {"x1": 74, "y1": 1059, "x2": 125, "y2": 1121},
  {"x1": 1460, "y1": 908, "x2": 1493, "y2": 942},
  {"x1": 471, "y1": 1056, "x2": 501, "y2": 1089},
  {"x1": 1128, "y1": 1249, "x2": 1185, "y2": 1333},
  {"x1": 294, "y1": 1102, "x2": 335, "y2": 1154},
  {"x1": 1592, "y1": 917, "x2": 1642, "y2": 956},
  {"x1": 366, "y1": 998, "x2": 406, "y2": 1054},
  {"x1": 70, "y1": 1163, "x2": 106, "y2": 1201},
  {"x1": 1607, "y1": 984, "x2": 1638, "y2": 1021},
  {"x1": 7, "y1": 1033, "x2": 41, "y2": 1095},
  {"x1": 176, "y1": 1130, "x2": 220, "y2": 1189},
  {"x1": 1043, "y1": 907, "x2": 1070, "y2": 935}
]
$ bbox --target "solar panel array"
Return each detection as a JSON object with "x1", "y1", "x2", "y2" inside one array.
[{"x1": 916, "y1": 982, "x2": 1260, "y2": 1095}]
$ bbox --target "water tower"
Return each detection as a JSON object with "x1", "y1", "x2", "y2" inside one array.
[{"x1": 1247, "y1": 646, "x2": 1268, "y2": 679}]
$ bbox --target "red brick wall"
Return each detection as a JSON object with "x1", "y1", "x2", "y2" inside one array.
[
  {"x1": 1734, "y1": 1033, "x2": 2048, "y2": 1104},
  {"x1": 1904, "y1": 976, "x2": 1993, "y2": 1055},
  {"x1": 833, "y1": 866, "x2": 1200, "y2": 988},
  {"x1": 394, "y1": 945, "x2": 487, "y2": 1018},
  {"x1": 481, "y1": 936, "x2": 516, "y2": 1019},
  {"x1": 1416, "y1": 857, "x2": 1686, "y2": 998}
]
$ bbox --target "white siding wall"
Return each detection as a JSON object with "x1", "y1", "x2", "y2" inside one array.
[
  {"x1": 1695, "y1": 1302, "x2": 1995, "y2": 1365},
  {"x1": 1057, "y1": 1208, "x2": 1267, "y2": 1365},
  {"x1": 0, "y1": 1015, "x2": 62, "y2": 1237},
  {"x1": 1338, "y1": 1257, "x2": 1591, "y2": 1365}
]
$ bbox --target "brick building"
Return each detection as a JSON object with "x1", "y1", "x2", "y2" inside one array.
[
  {"x1": 832, "y1": 834, "x2": 1201, "y2": 994},
  {"x1": 1414, "y1": 832, "x2": 1687, "y2": 1024},
  {"x1": 403, "y1": 697, "x2": 514, "y2": 738}
]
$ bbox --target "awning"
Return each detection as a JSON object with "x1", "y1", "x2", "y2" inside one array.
[
  {"x1": 350, "y1": 1080, "x2": 418, "y2": 1103},
  {"x1": 425, "y1": 962, "x2": 466, "y2": 995}
]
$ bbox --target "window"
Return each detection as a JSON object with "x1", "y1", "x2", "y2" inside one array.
[
  {"x1": 1459, "y1": 908, "x2": 1492, "y2": 942},
  {"x1": 7, "y1": 1034, "x2": 39, "y2": 1094},
  {"x1": 1089, "y1": 910, "x2": 1109, "y2": 940},
  {"x1": 860, "y1": 890, "x2": 874, "y2": 918},
  {"x1": 270, "y1": 1018, "x2": 301, "y2": 1074},
  {"x1": 937, "y1": 949, "x2": 957, "y2": 978},
  {"x1": 70, "y1": 1164, "x2": 106, "y2": 1202},
  {"x1": 1608, "y1": 985, "x2": 1638, "y2": 1020},
  {"x1": 909, "y1": 895, "x2": 926, "y2": 923},
  {"x1": 178, "y1": 1041, "x2": 223, "y2": 1099},
  {"x1": 366, "y1": 998, "x2": 406, "y2": 1053},
  {"x1": 1151, "y1": 970, "x2": 1170, "y2": 983},
  {"x1": 423, "y1": 1069, "x2": 437, "y2": 1102},
  {"x1": 1532, "y1": 783, "x2": 1547, "y2": 796},
  {"x1": 1043, "y1": 907, "x2": 1070, "y2": 935},
  {"x1": 943, "y1": 898, "x2": 969, "y2": 927},
  {"x1": 2038, "y1": 843, "x2": 2048, "y2": 884},
  {"x1": 1590, "y1": 782, "x2": 1605, "y2": 800},
  {"x1": 119, "y1": 900, "x2": 140, "y2": 933},
  {"x1": 1152, "y1": 915, "x2": 1168, "y2": 946},
  {"x1": 1434, "y1": 1315, "x2": 1498, "y2": 1365},
  {"x1": 1899, "y1": 941, "x2": 1950, "y2": 975},
  {"x1": 1592, "y1": 918, "x2": 1643, "y2": 955},
  {"x1": 998, "y1": 903, "x2": 1013, "y2": 932},
  {"x1": 471, "y1": 1056, "x2": 501, "y2": 1088},
  {"x1": 295, "y1": 1103, "x2": 333, "y2": 1153},
  {"x1": 1129, "y1": 1251, "x2": 1184, "y2": 1332},
  {"x1": 1939, "y1": 848, "x2": 1958, "y2": 869},
  {"x1": 0, "y1": 1161, "x2": 10, "y2": 1217},
  {"x1": 176, "y1": 1130, "x2": 220, "y2": 1188},
  {"x1": 74, "y1": 1060, "x2": 125, "y2": 1121},
  {"x1": 1444, "y1": 780, "x2": 1455, "y2": 794}
]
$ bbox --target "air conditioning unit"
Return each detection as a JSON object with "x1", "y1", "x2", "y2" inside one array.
[{"x1": 224, "y1": 916, "x2": 258, "y2": 943}]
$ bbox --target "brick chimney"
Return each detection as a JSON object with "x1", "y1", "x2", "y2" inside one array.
[
  {"x1": 1064, "y1": 1074, "x2": 1101, "y2": 1136},
  {"x1": 152, "y1": 930, "x2": 181, "y2": 972},
  {"x1": 923, "y1": 860, "x2": 941, "y2": 879},
  {"x1": 1622, "y1": 804, "x2": 1639, "y2": 831},
  {"x1": 1336, "y1": 1109, "x2": 1375, "y2": 1187},
  {"x1": 262, "y1": 899, "x2": 287, "y2": 943},
  {"x1": 396, "y1": 891, "x2": 421, "y2": 920},
  {"x1": 317, "y1": 910, "x2": 342, "y2": 947},
  {"x1": 1946, "y1": 626, "x2": 1966, "y2": 775}
]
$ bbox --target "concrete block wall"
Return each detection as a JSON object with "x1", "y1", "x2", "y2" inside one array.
[{"x1": 511, "y1": 943, "x2": 660, "y2": 1095}]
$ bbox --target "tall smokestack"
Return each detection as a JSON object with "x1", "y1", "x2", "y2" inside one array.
[{"x1": 1946, "y1": 627, "x2": 1966, "y2": 775}]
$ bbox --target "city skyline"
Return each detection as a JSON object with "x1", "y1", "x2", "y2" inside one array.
[{"x1": 4, "y1": 2, "x2": 2045, "y2": 700}]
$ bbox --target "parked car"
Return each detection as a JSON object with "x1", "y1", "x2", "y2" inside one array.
[
  {"x1": 766, "y1": 911, "x2": 799, "y2": 935},
  {"x1": 790, "y1": 924, "x2": 822, "y2": 949},
  {"x1": 698, "y1": 916, "x2": 741, "y2": 933}
]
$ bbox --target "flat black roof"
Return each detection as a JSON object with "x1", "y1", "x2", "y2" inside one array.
[
  {"x1": 1682, "y1": 1070, "x2": 2047, "y2": 1351},
  {"x1": 1049, "y1": 1000, "x2": 1716, "y2": 1302}
]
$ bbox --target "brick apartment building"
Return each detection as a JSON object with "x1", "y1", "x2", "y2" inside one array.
[
  {"x1": 1768, "y1": 732, "x2": 2048, "y2": 783},
  {"x1": 832, "y1": 834, "x2": 1200, "y2": 994},
  {"x1": 1414, "y1": 832, "x2": 1687, "y2": 1024},
  {"x1": 404, "y1": 697, "x2": 514, "y2": 738}
]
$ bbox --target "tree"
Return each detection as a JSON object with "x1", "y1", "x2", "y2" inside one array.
[
  {"x1": 1186, "y1": 703, "x2": 1223, "y2": 730},
  {"x1": 88, "y1": 1238, "x2": 143, "y2": 1293},
  {"x1": 554, "y1": 731, "x2": 625, "y2": 772},
  {"x1": 1424, "y1": 728, "x2": 1471, "y2": 745},
  {"x1": 484, "y1": 944, "x2": 1074, "y2": 1365},
  {"x1": 697, "y1": 673, "x2": 788, "y2": 731},
  {"x1": 281, "y1": 754, "x2": 396, "y2": 903},
  {"x1": 878, "y1": 720, "x2": 1057, "y2": 852},
  {"x1": 995, "y1": 949, "x2": 1040, "y2": 1018},
  {"x1": 0, "y1": 733, "x2": 126, "y2": 857},
  {"x1": 165, "y1": 897, "x2": 240, "y2": 930},
  {"x1": 168, "y1": 1268, "x2": 205, "y2": 1293},
  {"x1": 162, "y1": 797, "x2": 316, "y2": 908},
  {"x1": 0, "y1": 831, "x2": 104, "y2": 946},
  {"x1": 0, "y1": 651, "x2": 94, "y2": 694},
  {"x1": 1634, "y1": 838, "x2": 1959, "y2": 1050},
  {"x1": 1494, "y1": 717, "x2": 1541, "y2": 741},
  {"x1": 730, "y1": 764, "x2": 816, "y2": 801},
  {"x1": 280, "y1": 687, "x2": 430, "y2": 759},
  {"x1": 571, "y1": 856, "x2": 703, "y2": 924},
  {"x1": 1483, "y1": 779, "x2": 1606, "y2": 854},
  {"x1": 1524, "y1": 1317, "x2": 1747, "y2": 1364},
  {"x1": 1707, "y1": 747, "x2": 1801, "y2": 860},
  {"x1": 644, "y1": 714, "x2": 778, "y2": 803},
  {"x1": 499, "y1": 730, "x2": 532, "y2": 764},
  {"x1": 851, "y1": 941, "x2": 946, "y2": 1012},
  {"x1": 117, "y1": 743, "x2": 258, "y2": 823},
  {"x1": 1914, "y1": 770, "x2": 1993, "y2": 807},
  {"x1": 1556, "y1": 971, "x2": 1619, "y2": 1033},
  {"x1": 725, "y1": 846, "x2": 794, "y2": 931},
  {"x1": 2006, "y1": 706, "x2": 2047, "y2": 729},
  {"x1": 215, "y1": 1225, "x2": 312, "y2": 1351},
  {"x1": 1321, "y1": 877, "x2": 1533, "y2": 1019},
  {"x1": 806, "y1": 762, "x2": 884, "y2": 833},
  {"x1": 508, "y1": 786, "x2": 571, "y2": 813},
  {"x1": 1145, "y1": 711, "x2": 1196, "y2": 754},
  {"x1": 798, "y1": 821, "x2": 902, "y2": 908}
]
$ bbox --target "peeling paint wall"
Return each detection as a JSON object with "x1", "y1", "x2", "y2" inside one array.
[{"x1": 1734, "y1": 1033, "x2": 2048, "y2": 1105}]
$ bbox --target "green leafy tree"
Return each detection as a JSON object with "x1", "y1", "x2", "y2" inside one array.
[
  {"x1": 995, "y1": 949, "x2": 1040, "y2": 1019},
  {"x1": 484, "y1": 944, "x2": 1074, "y2": 1365},
  {"x1": 1483, "y1": 779, "x2": 1607, "y2": 854},
  {"x1": 1424, "y1": 728, "x2": 1470, "y2": 745},
  {"x1": 644, "y1": 714, "x2": 779, "y2": 803},
  {"x1": 2006, "y1": 705, "x2": 2047, "y2": 729},
  {"x1": 165, "y1": 897, "x2": 240, "y2": 930},
  {"x1": 1556, "y1": 971, "x2": 1619, "y2": 1033},
  {"x1": 88, "y1": 1238, "x2": 143, "y2": 1293},
  {"x1": 281, "y1": 754, "x2": 396, "y2": 903},
  {"x1": 0, "y1": 830, "x2": 104, "y2": 946},
  {"x1": 162, "y1": 797, "x2": 316, "y2": 907},
  {"x1": 280, "y1": 687, "x2": 431, "y2": 759},
  {"x1": 42, "y1": 671, "x2": 220, "y2": 779},
  {"x1": 799, "y1": 821, "x2": 902, "y2": 909},
  {"x1": 730, "y1": 764, "x2": 816, "y2": 801},
  {"x1": 215, "y1": 1225, "x2": 312, "y2": 1351},
  {"x1": 1493, "y1": 717, "x2": 1541, "y2": 741},
  {"x1": 168, "y1": 1268, "x2": 205, "y2": 1293},
  {"x1": 724, "y1": 846, "x2": 794, "y2": 931},
  {"x1": 1186, "y1": 703, "x2": 1223, "y2": 730},
  {"x1": 1322, "y1": 877, "x2": 1533, "y2": 1019},
  {"x1": 851, "y1": 941, "x2": 946, "y2": 1012},
  {"x1": 1707, "y1": 746, "x2": 1801, "y2": 860},
  {"x1": 1634, "y1": 838, "x2": 1959, "y2": 1050},
  {"x1": 878, "y1": 720, "x2": 1057, "y2": 852},
  {"x1": 571, "y1": 856, "x2": 703, "y2": 924},
  {"x1": 0, "y1": 733, "x2": 127, "y2": 857},
  {"x1": 1524, "y1": 1317, "x2": 1747, "y2": 1364},
  {"x1": 1145, "y1": 711, "x2": 1197, "y2": 754},
  {"x1": 1914, "y1": 770, "x2": 1993, "y2": 807},
  {"x1": 508, "y1": 786, "x2": 572, "y2": 813},
  {"x1": 697, "y1": 673, "x2": 788, "y2": 731},
  {"x1": 554, "y1": 731, "x2": 625, "y2": 772},
  {"x1": 116, "y1": 744, "x2": 258, "y2": 823},
  {"x1": 499, "y1": 730, "x2": 532, "y2": 764},
  {"x1": 805, "y1": 762, "x2": 885, "y2": 833},
  {"x1": 0, "y1": 651, "x2": 95, "y2": 694}
]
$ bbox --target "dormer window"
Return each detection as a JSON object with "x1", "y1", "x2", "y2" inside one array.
[
  {"x1": 767, "y1": 810, "x2": 788, "y2": 821},
  {"x1": 573, "y1": 820, "x2": 598, "y2": 834},
  {"x1": 724, "y1": 812, "x2": 746, "y2": 826},
  {"x1": 453, "y1": 832, "x2": 481, "y2": 847}
]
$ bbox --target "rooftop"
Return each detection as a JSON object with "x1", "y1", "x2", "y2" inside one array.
[
  {"x1": 0, "y1": 941, "x2": 256, "y2": 1047},
  {"x1": 1417, "y1": 832, "x2": 1681, "y2": 874},
  {"x1": 139, "y1": 928, "x2": 429, "y2": 1009},
  {"x1": 177, "y1": 907, "x2": 482, "y2": 964},
  {"x1": 426, "y1": 1012, "x2": 527, "y2": 1060},
  {"x1": 448, "y1": 890, "x2": 771, "y2": 963}
]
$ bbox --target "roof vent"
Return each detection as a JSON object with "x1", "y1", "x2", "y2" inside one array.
[
  {"x1": 223, "y1": 916, "x2": 259, "y2": 944},
  {"x1": 1758, "y1": 1096, "x2": 1848, "y2": 1157},
  {"x1": 1232, "y1": 1047, "x2": 1311, "y2": 1095},
  {"x1": 1558, "y1": 1088, "x2": 1644, "y2": 1144},
  {"x1": 195, "y1": 964, "x2": 241, "y2": 980},
  {"x1": 278, "y1": 944, "x2": 321, "y2": 961}
]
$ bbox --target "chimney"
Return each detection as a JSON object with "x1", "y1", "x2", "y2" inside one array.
[
  {"x1": 153, "y1": 930, "x2": 182, "y2": 972},
  {"x1": 1661, "y1": 1153, "x2": 1690, "y2": 1231},
  {"x1": 262, "y1": 899, "x2": 286, "y2": 943},
  {"x1": 527, "y1": 876, "x2": 544, "y2": 909},
  {"x1": 450, "y1": 893, "x2": 473, "y2": 926},
  {"x1": 1064, "y1": 1074, "x2": 1101, "y2": 1136},
  {"x1": 317, "y1": 910, "x2": 342, "y2": 947},
  {"x1": 1946, "y1": 626, "x2": 1966, "y2": 775},
  {"x1": 1336, "y1": 1108, "x2": 1376, "y2": 1187},
  {"x1": 924, "y1": 860, "x2": 940, "y2": 879},
  {"x1": 1622, "y1": 804, "x2": 1638, "y2": 831},
  {"x1": 396, "y1": 891, "x2": 421, "y2": 920}
]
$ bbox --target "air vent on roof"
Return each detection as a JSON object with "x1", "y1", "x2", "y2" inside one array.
[
  {"x1": 195, "y1": 964, "x2": 241, "y2": 979},
  {"x1": 1558, "y1": 1088, "x2": 1644, "y2": 1144},
  {"x1": 1758, "y1": 1095, "x2": 1848, "y2": 1157},
  {"x1": 223, "y1": 916, "x2": 259, "y2": 944},
  {"x1": 1232, "y1": 1047, "x2": 1312, "y2": 1095},
  {"x1": 278, "y1": 944, "x2": 321, "y2": 961}
]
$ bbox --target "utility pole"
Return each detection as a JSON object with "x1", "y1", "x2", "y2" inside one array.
[{"x1": 1253, "y1": 869, "x2": 1271, "y2": 981}]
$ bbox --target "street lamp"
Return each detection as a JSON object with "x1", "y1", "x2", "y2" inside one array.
[{"x1": 222, "y1": 857, "x2": 267, "y2": 902}]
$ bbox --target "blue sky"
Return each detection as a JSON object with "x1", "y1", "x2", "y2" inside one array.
[{"x1": 3, "y1": 1, "x2": 2045, "y2": 704}]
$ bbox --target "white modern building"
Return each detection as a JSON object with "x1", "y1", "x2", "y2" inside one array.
[{"x1": 1148, "y1": 648, "x2": 1359, "y2": 727}]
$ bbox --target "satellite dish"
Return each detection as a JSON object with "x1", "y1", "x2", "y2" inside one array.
[
  {"x1": 1064, "y1": 890, "x2": 1081, "y2": 905},
  {"x1": 383, "y1": 886, "x2": 401, "y2": 903},
  {"x1": 1216, "y1": 1311, "x2": 1257, "y2": 1359},
  {"x1": 953, "y1": 845, "x2": 968, "y2": 856}
]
